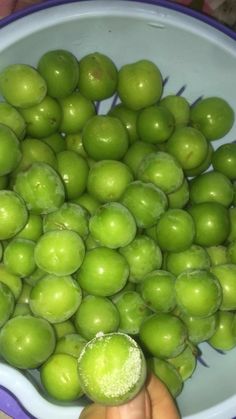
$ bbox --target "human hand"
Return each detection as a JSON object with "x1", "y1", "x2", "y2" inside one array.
[
  {"x1": 0, "y1": 0, "x2": 44, "y2": 19},
  {"x1": 79, "y1": 373, "x2": 181, "y2": 419}
]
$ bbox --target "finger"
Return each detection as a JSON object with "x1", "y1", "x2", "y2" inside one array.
[
  {"x1": 105, "y1": 387, "x2": 151, "y2": 419},
  {"x1": 0, "y1": 0, "x2": 15, "y2": 18},
  {"x1": 13, "y1": 0, "x2": 45, "y2": 12},
  {"x1": 146, "y1": 373, "x2": 181, "y2": 419},
  {"x1": 79, "y1": 403, "x2": 106, "y2": 419}
]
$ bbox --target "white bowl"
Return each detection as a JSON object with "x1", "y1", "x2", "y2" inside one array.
[{"x1": 0, "y1": 1, "x2": 236, "y2": 418}]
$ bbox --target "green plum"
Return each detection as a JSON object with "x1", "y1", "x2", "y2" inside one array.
[
  {"x1": 75, "y1": 246, "x2": 129, "y2": 297},
  {"x1": 175, "y1": 269, "x2": 222, "y2": 317},
  {"x1": 78, "y1": 52, "x2": 118, "y2": 101},
  {"x1": 139, "y1": 313, "x2": 187, "y2": 359},
  {"x1": 119, "y1": 235, "x2": 162, "y2": 284},
  {"x1": 37, "y1": 49, "x2": 79, "y2": 98},
  {"x1": 137, "y1": 151, "x2": 184, "y2": 194},
  {"x1": 138, "y1": 270, "x2": 176, "y2": 313},
  {"x1": 190, "y1": 97, "x2": 234, "y2": 141},
  {"x1": 13, "y1": 162, "x2": 65, "y2": 215},
  {"x1": 29, "y1": 274, "x2": 82, "y2": 323},
  {"x1": 74, "y1": 295, "x2": 120, "y2": 340},
  {"x1": 40, "y1": 353, "x2": 84, "y2": 401},
  {"x1": 155, "y1": 209, "x2": 195, "y2": 252},
  {"x1": 0, "y1": 190, "x2": 28, "y2": 240},
  {"x1": 0, "y1": 315, "x2": 56, "y2": 369},
  {"x1": 120, "y1": 180, "x2": 168, "y2": 229},
  {"x1": 34, "y1": 230, "x2": 85, "y2": 276},
  {"x1": 78, "y1": 332, "x2": 147, "y2": 405},
  {"x1": 89, "y1": 202, "x2": 136, "y2": 249},
  {"x1": 0, "y1": 64, "x2": 47, "y2": 108},
  {"x1": 117, "y1": 60, "x2": 163, "y2": 110}
]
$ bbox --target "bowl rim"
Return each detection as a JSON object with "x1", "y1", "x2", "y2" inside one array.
[{"x1": 0, "y1": 0, "x2": 236, "y2": 41}]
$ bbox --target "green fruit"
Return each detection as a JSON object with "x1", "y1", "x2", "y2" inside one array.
[{"x1": 78, "y1": 332, "x2": 147, "y2": 405}]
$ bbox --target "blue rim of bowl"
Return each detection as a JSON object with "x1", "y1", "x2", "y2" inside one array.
[{"x1": 0, "y1": 0, "x2": 236, "y2": 41}]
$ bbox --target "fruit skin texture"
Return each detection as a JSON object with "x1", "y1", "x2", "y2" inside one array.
[
  {"x1": 165, "y1": 244, "x2": 211, "y2": 277},
  {"x1": 0, "y1": 64, "x2": 47, "y2": 108},
  {"x1": 187, "y1": 202, "x2": 230, "y2": 247},
  {"x1": 0, "y1": 190, "x2": 28, "y2": 240},
  {"x1": 138, "y1": 270, "x2": 176, "y2": 313},
  {"x1": 160, "y1": 94, "x2": 190, "y2": 128},
  {"x1": 40, "y1": 353, "x2": 84, "y2": 401},
  {"x1": 212, "y1": 143, "x2": 236, "y2": 180},
  {"x1": 0, "y1": 102, "x2": 26, "y2": 140},
  {"x1": 0, "y1": 124, "x2": 21, "y2": 176},
  {"x1": 34, "y1": 229, "x2": 85, "y2": 276},
  {"x1": 89, "y1": 202, "x2": 136, "y2": 249},
  {"x1": 18, "y1": 95, "x2": 62, "y2": 139},
  {"x1": 29, "y1": 274, "x2": 82, "y2": 324},
  {"x1": 54, "y1": 333, "x2": 87, "y2": 358},
  {"x1": 139, "y1": 313, "x2": 187, "y2": 359},
  {"x1": 74, "y1": 295, "x2": 120, "y2": 340},
  {"x1": 175, "y1": 269, "x2": 222, "y2": 318},
  {"x1": 167, "y1": 345, "x2": 197, "y2": 381},
  {"x1": 59, "y1": 92, "x2": 95, "y2": 134},
  {"x1": 120, "y1": 180, "x2": 168, "y2": 229},
  {"x1": 3, "y1": 238, "x2": 36, "y2": 278},
  {"x1": 87, "y1": 160, "x2": 133, "y2": 204},
  {"x1": 189, "y1": 170, "x2": 234, "y2": 208},
  {"x1": 57, "y1": 150, "x2": 89, "y2": 200},
  {"x1": 166, "y1": 126, "x2": 208, "y2": 170},
  {"x1": 113, "y1": 290, "x2": 152, "y2": 335},
  {"x1": 137, "y1": 105, "x2": 175, "y2": 144},
  {"x1": 148, "y1": 357, "x2": 183, "y2": 397},
  {"x1": 119, "y1": 235, "x2": 162, "y2": 284},
  {"x1": 13, "y1": 162, "x2": 65, "y2": 215},
  {"x1": 0, "y1": 283, "x2": 15, "y2": 328},
  {"x1": 155, "y1": 209, "x2": 195, "y2": 252},
  {"x1": 77, "y1": 332, "x2": 147, "y2": 405},
  {"x1": 179, "y1": 312, "x2": 217, "y2": 344},
  {"x1": 208, "y1": 311, "x2": 236, "y2": 351},
  {"x1": 0, "y1": 315, "x2": 56, "y2": 369},
  {"x1": 43, "y1": 202, "x2": 89, "y2": 240},
  {"x1": 37, "y1": 49, "x2": 79, "y2": 99},
  {"x1": 12, "y1": 138, "x2": 58, "y2": 176},
  {"x1": 76, "y1": 246, "x2": 129, "y2": 297},
  {"x1": 78, "y1": 52, "x2": 118, "y2": 101},
  {"x1": 117, "y1": 60, "x2": 163, "y2": 111},
  {"x1": 210, "y1": 264, "x2": 236, "y2": 311},
  {"x1": 137, "y1": 151, "x2": 184, "y2": 194},
  {"x1": 82, "y1": 115, "x2": 129, "y2": 161},
  {"x1": 184, "y1": 142, "x2": 213, "y2": 178},
  {"x1": 0, "y1": 264, "x2": 22, "y2": 299},
  {"x1": 190, "y1": 97, "x2": 234, "y2": 141},
  {"x1": 123, "y1": 141, "x2": 156, "y2": 176},
  {"x1": 109, "y1": 103, "x2": 139, "y2": 144}
]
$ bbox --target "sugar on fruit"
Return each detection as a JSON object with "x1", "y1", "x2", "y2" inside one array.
[{"x1": 77, "y1": 332, "x2": 147, "y2": 405}]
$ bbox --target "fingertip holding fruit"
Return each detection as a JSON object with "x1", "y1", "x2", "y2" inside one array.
[{"x1": 77, "y1": 332, "x2": 147, "y2": 405}]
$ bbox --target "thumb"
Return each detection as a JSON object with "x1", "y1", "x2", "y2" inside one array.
[
  {"x1": 105, "y1": 387, "x2": 151, "y2": 419},
  {"x1": 79, "y1": 403, "x2": 106, "y2": 419},
  {"x1": 0, "y1": 0, "x2": 15, "y2": 18}
]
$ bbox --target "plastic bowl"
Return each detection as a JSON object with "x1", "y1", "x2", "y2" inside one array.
[{"x1": 0, "y1": 1, "x2": 236, "y2": 418}]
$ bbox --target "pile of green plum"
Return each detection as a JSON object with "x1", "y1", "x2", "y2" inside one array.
[{"x1": 0, "y1": 49, "x2": 236, "y2": 406}]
